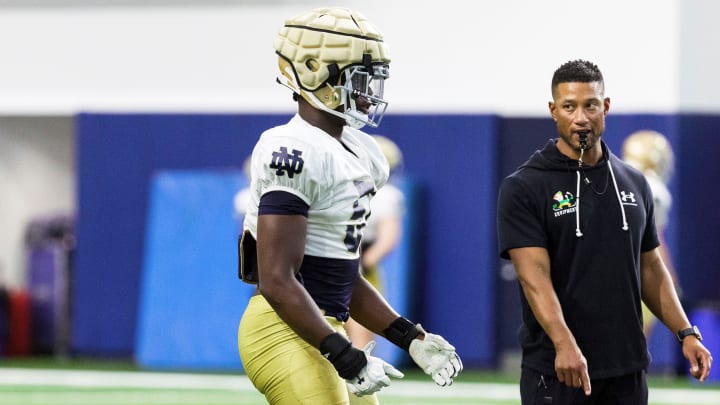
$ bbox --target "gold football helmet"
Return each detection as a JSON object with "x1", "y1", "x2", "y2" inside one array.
[
  {"x1": 372, "y1": 135, "x2": 403, "y2": 172},
  {"x1": 274, "y1": 7, "x2": 391, "y2": 129},
  {"x1": 622, "y1": 130, "x2": 674, "y2": 183}
]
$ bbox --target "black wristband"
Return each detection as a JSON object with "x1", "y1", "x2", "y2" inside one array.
[
  {"x1": 383, "y1": 317, "x2": 420, "y2": 351},
  {"x1": 319, "y1": 333, "x2": 367, "y2": 379}
]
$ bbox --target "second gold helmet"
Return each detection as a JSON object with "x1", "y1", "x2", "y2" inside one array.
[
  {"x1": 622, "y1": 130, "x2": 674, "y2": 183},
  {"x1": 372, "y1": 135, "x2": 403, "y2": 172}
]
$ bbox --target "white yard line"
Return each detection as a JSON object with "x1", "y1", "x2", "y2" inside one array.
[
  {"x1": 0, "y1": 368, "x2": 252, "y2": 391},
  {"x1": 0, "y1": 368, "x2": 718, "y2": 404},
  {"x1": 650, "y1": 387, "x2": 720, "y2": 404}
]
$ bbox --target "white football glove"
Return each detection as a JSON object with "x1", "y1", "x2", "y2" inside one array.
[
  {"x1": 409, "y1": 325, "x2": 463, "y2": 386},
  {"x1": 346, "y1": 341, "x2": 405, "y2": 396}
]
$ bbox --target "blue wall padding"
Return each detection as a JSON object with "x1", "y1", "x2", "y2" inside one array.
[
  {"x1": 74, "y1": 112, "x2": 720, "y2": 372},
  {"x1": 74, "y1": 113, "x2": 502, "y2": 366},
  {"x1": 676, "y1": 116, "x2": 720, "y2": 306},
  {"x1": 136, "y1": 170, "x2": 254, "y2": 369},
  {"x1": 689, "y1": 307, "x2": 720, "y2": 383},
  {"x1": 74, "y1": 113, "x2": 289, "y2": 356},
  {"x1": 380, "y1": 114, "x2": 500, "y2": 367},
  {"x1": 137, "y1": 171, "x2": 420, "y2": 370},
  {"x1": 370, "y1": 178, "x2": 422, "y2": 366}
]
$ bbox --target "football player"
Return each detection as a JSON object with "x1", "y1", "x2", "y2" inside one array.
[
  {"x1": 622, "y1": 130, "x2": 681, "y2": 338},
  {"x1": 346, "y1": 135, "x2": 406, "y2": 350},
  {"x1": 237, "y1": 7, "x2": 462, "y2": 405}
]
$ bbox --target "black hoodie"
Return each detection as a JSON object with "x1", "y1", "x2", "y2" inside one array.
[{"x1": 497, "y1": 138, "x2": 659, "y2": 379}]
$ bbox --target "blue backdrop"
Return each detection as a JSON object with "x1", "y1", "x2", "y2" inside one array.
[
  {"x1": 74, "y1": 112, "x2": 720, "y2": 372},
  {"x1": 135, "y1": 170, "x2": 421, "y2": 369},
  {"x1": 136, "y1": 170, "x2": 252, "y2": 369},
  {"x1": 73, "y1": 113, "x2": 287, "y2": 356}
]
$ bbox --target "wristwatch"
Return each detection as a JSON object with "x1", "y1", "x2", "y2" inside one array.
[{"x1": 677, "y1": 325, "x2": 702, "y2": 343}]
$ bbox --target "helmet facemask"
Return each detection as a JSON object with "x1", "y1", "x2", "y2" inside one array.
[{"x1": 338, "y1": 63, "x2": 389, "y2": 129}]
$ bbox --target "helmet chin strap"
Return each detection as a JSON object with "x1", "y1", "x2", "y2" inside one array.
[
  {"x1": 344, "y1": 109, "x2": 370, "y2": 129},
  {"x1": 277, "y1": 66, "x2": 382, "y2": 130}
]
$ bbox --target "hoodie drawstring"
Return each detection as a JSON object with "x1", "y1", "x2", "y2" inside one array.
[
  {"x1": 608, "y1": 159, "x2": 630, "y2": 231},
  {"x1": 575, "y1": 157, "x2": 629, "y2": 238},
  {"x1": 575, "y1": 170, "x2": 583, "y2": 237}
]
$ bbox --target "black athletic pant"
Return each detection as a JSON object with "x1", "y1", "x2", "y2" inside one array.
[{"x1": 520, "y1": 366, "x2": 648, "y2": 405}]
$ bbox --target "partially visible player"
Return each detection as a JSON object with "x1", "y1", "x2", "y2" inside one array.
[
  {"x1": 346, "y1": 135, "x2": 406, "y2": 349},
  {"x1": 237, "y1": 7, "x2": 462, "y2": 405},
  {"x1": 232, "y1": 155, "x2": 252, "y2": 228},
  {"x1": 622, "y1": 130, "x2": 681, "y2": 338}
]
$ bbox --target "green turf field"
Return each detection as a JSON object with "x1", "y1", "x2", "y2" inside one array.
[{"x1": 0, "y1": 357, "x2": 718, "y2": 405}]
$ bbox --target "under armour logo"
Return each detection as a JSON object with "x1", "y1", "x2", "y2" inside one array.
[
  {"x1": 356, "y1": 376, "x2": 365, "y2": 384},
  {"x1": 270, "y1": 147, "x2": 304, "y2": 178},
  {"x1": 620, "y1": 191, "x2": 636, "y2": 203}
]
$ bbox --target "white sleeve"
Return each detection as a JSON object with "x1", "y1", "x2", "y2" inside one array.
[
  {"x1": 646, "y1": 175, "x2": 672, "y2": 228},
  {"x1": 347, "y1": 128, "x2": 390, "y2": 190},
  {"x1": 370, "y1": 184, "x2": 405, "y2": 220},
  {"x1": 251, "y1": 130, "x2": 328, "y2": 206}
]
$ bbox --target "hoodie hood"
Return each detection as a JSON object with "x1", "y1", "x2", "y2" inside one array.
[{"x1": 522, "y1": 138, "x2": 628, "y2": 237}]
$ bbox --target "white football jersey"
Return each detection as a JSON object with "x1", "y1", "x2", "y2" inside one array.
[
  {"x1": 645, "y1": 174, "x2": 672, "y2": 228},
  {"x1": 362, "y1": 182, "x2": 405, "y2": 243},
  {"x1": 243, "y1": 114, "x2": 389, "y2": 260}
]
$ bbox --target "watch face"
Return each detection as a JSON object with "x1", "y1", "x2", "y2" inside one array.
[{"x1": 692, "y1": 326, "x2": 703, "y2": 341}]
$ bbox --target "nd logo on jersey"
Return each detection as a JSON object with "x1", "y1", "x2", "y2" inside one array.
[
  {"x1": 270, "y1": 146, "x2": 304, "y2": 178},
  {"x1": 552, "y1": 190, "x2": 577, "y2": 217}
]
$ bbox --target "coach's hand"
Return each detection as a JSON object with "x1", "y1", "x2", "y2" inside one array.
[
  {"x1": 346, "y1": 341, "x2": 404, "y2": 396},
  {"x1": 409, "y1": 325, "x2": 463, "y2": 386}
]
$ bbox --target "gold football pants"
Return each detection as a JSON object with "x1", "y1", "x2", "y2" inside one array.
[{"x1": 238, "y1": 294, "x2": 378, "y2": 405}]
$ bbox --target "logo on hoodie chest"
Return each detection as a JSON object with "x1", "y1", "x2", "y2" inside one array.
[{"x1": 551, "y1": 191, "x2": 577, "y2": 217}]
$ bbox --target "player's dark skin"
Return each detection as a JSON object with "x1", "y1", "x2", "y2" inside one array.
[
  {"x1": 297, "y1": 93, "x2": 373, "y2": 140},
  {"x1": 255, "y1": 95, "x2": 413, "y2": 349}
]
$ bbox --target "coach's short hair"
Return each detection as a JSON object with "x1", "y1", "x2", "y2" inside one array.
[{"x1": 551, "y1": 59, "x2": 604, "y2": 97}]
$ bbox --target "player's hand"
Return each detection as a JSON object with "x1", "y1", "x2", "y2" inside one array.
[
  {"x1": 346, "y1": 341, "x2": 404, "y2": 396},
  {"x1": 409, "y1": 325, "x2": 463, "y2": 386}
]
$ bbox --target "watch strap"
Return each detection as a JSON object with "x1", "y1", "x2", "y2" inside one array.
[{"x1": 677, "y1": 325, "x2": 702, "y2": 343}]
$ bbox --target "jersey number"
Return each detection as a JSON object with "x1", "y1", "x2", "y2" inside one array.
[{"x1": 344, "y1": 200, "x2": 368, "y2": 253}]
